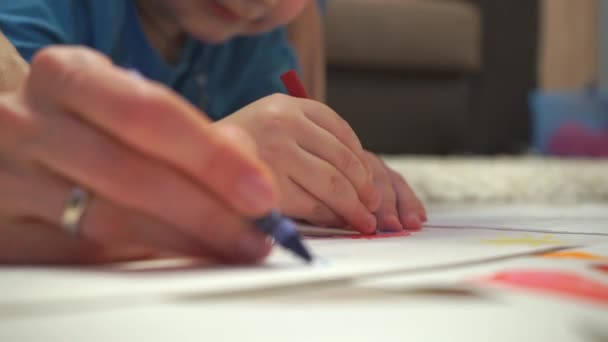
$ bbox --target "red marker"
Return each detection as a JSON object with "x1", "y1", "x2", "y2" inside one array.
[{"x1": 281, "y1": 70, "x2": 310, "y2": 98}]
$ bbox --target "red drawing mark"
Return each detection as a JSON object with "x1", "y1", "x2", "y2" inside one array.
[
  {"x1": 343, "y1": 231, "x2": 410, "y2": 240},
  {"x1": 474, "y1": 270, "x2": 608, "y2": 305},
  {"x1": 593, "y1": 264, "x2": 608, "y2": 275},
  {"x1": 304, "y1": 229, "x2": 411, "y2": 240}
]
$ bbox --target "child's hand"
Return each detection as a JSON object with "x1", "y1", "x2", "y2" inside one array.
[
  {"x1": 217, "y1": 94, "x2": 380, "y2": 233},
  {"x1": 364, "y1": 151, "x2": 427, "y2": 231}
]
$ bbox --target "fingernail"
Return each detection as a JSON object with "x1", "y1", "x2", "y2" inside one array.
[
  {"x1": 383, "y1": 214, "x2": 403, "y2": 231},
  {"x1": 420, "y1": 212, "x2": 428, "y2": 222},
  {"x1": 238, "y1": 174, "x2": 275, "y2": 213},
  {"x1": 405, "y1": 214, "x2": 422, "y2": 231},
  {"x1": 238, "y1": 233, "x2": 269, "y2": 260},
  {"x1": 363, "y1": 213, "x2": 377, "y2": 232}
]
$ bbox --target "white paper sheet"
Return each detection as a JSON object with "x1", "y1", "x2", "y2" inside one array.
[
  {"x1": 356, "y1": 244, "x2": 608, "y2": 292},
  {"x1": 2, "y1": 261, "x2": 607, "y2": 342},
  {"x1": 0, "y1": 299, "x2": 598, "y2": 342},
  {"x1": 1, "y1": 227, "x2": 597, "y2": 312},
  {"x1": 426, "y1": 203, "x2": 608, "y2": 235}
]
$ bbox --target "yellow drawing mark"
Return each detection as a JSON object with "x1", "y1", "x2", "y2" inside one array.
[
  {"x1": 481, "y1": 234, "x2": 564, "y2": 247},
  {"x1": 540, "y1": 251, "x2": 608, "y2": 260}
]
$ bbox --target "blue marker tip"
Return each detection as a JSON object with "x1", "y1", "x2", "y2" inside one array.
[{"x1": 253, "y1": 210, "x2": 313, "y2": 262}]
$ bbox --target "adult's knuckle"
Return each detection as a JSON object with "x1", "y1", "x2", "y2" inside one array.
[
  {"x1": 29, "y1": 47, "x2": 65, "y2": 76},
  {"x1": 32, "y1": 47, "x2": 84, "y2": 82},
  {"x1": 31, "y1": 47, "x2": 110, "y2": 97}
]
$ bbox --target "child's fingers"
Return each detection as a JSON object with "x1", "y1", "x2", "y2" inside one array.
[
  {"x1": 298, "y1": 98, "x2": 372, "y2": 173},
  {"x1": 287, "y1": 148, "x2": 377, "y2": 234},
  {"x1": 277, "y1": 177, "x2": 345, "y2": 228},
  {"x1": 389, "y1": 169, "x2": 427, "y2": 230},
  {"x1": 366, "y1": 153, "x2": 402, "y2": 231},
  {"x1": 295, "y1": 116, "x2": 379, "y2": 211}
]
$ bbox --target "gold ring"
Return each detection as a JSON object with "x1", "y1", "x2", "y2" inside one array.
[{"x1": 60, "y1": 187, "x2": 90, "y2": 237}]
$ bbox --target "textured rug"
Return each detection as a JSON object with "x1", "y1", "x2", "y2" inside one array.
[{"x1": 384, "y1": 156, "x2": 608, "y2": 204}]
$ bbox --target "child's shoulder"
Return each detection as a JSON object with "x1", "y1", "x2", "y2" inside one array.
[{"x1": 0, "y1": 0, "x2": 130, "y2": 60}]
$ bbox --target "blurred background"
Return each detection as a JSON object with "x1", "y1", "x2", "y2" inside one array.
[{"x1": 323, "y1": 0, "x2": 602, "y2": 155}]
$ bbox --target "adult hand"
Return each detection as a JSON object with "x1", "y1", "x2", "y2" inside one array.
[
  {"x1": 0, "y1": 46, "x2": 278, "y2": 264},
  {"x1": 216, "y1": 94, "x2": 380, "y2": 233}
]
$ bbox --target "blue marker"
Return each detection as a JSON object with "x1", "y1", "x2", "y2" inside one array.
[{"x1": 254, "y1": 210, "x2": 313, "y2": 262}]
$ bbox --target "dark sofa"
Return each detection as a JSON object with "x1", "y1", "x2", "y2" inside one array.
[{"x1": 324, "y1": 0, "x2": 539, "y2": 154}]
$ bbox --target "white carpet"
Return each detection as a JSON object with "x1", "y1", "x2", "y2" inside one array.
[{"x1": 384, "y1": 156, "x2": 608, "y2": 204}]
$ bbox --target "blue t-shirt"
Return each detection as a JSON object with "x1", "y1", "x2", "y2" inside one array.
[{"x1": 0, "y1": 0, "x2": 300, "y2": 120}]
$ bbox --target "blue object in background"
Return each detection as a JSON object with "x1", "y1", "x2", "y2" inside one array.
[{"x1": 530, "y1": 88, "x2": 608, "y2": 155}]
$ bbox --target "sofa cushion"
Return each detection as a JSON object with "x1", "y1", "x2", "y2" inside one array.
[{"x1": 325, "y1": 0, "x2": 481, "y2": 72}]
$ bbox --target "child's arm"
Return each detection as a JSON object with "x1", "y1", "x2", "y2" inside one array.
[
  {"x1": 363, "y1": 152, "x2": 427, "y2": 231},
  {"x1": 287, "y1": 0, "x2": 326, "y2": 102}
]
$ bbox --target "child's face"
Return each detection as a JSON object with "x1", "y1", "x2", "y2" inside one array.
[{"x1": 164, "y1": 0, "x2": 309, "y2": 43}]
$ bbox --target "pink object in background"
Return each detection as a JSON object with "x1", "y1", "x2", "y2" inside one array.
[{"x1": 547, "y1": 122, "x2": 608, "y2": 157}]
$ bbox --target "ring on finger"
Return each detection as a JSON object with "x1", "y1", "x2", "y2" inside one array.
[{"x1": 60, "y1": 187, "x2": 91, "y2": 237}]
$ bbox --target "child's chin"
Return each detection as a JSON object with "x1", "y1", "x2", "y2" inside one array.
[
  {"x1": 189, "y1": 23, "x2": 275, "y2": 44},
  {"x1": 190, "y1": 28, "x2": 241, "y2": 44},
  {"x1": 204, "y1": 32, "x2": 251, "y2": 44}
]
